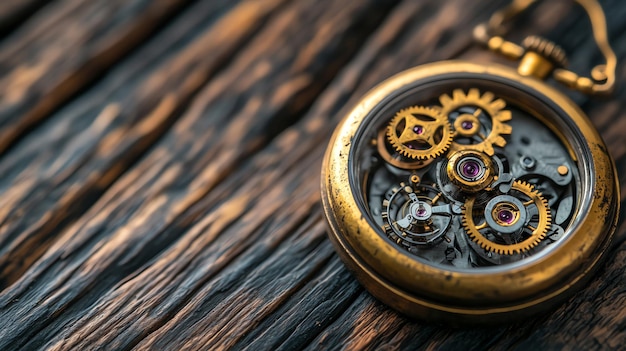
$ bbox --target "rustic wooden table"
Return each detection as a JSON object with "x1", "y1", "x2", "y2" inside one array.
[{"x1": 0, "y1": 0, "x2": 624, "y2": 350}]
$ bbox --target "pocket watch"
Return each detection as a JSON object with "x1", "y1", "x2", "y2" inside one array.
[{"x1": 321, "y1": 0, "x2": 619, "y2": 324}]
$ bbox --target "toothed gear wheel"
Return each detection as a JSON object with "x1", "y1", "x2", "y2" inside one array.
[
  {"x1": 386, "y1": 106, "x2": 453, "y2": 160},
  {"x1": 461, "y1": 180, "x2": 551, "y2": 255},
  {"x1": 439, "y1": 88, "x2": 513, "y2": 156}
]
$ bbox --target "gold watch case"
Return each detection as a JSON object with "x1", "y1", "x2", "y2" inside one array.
[{"x1": 320, "y1": 61, "x2": 619, "y2": 324}]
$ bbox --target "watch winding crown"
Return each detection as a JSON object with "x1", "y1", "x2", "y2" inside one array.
[
  {"x1": 522, "y1": 35, "x2": 569, "y2": 67},
  {"x1": 518, "y1": 36, "x2": 568, "y2": 79}
]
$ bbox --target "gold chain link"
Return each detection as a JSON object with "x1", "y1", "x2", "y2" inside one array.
[{"x1": 473, "y1": 0, "x2": 616, "y2": 95}]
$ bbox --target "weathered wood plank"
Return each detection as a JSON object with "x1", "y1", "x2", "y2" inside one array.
[
  {"x1": 0, "y1": 0, "x2": 288, "y2": 289},
  {"x1": 130, "y1": 1, "x2": 625, "y2": 349},
  {"x1": 0, "y1": 0, "x2": 399, "y2": 349},
  {"x1": 0, "y1": 0, "x2": 623, "y2": 349},
  {"x1": 0, "y1": 0, "x2": 531, "y2": 349},
  {"x1": 0, "y1": 0, "x2": 51, "y2": 36},
  {"x1": 0, "y1": 0, "x2": 197, "y2": 153}
]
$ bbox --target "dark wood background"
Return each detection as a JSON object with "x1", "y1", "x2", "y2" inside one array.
[{"x1": 0, "y1": 0, "x2": 624, "y2": 350}]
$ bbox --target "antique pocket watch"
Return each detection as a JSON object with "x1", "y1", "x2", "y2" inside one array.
[{"x1": 321, "y1": 0, "x2": 619, "y2": 323}]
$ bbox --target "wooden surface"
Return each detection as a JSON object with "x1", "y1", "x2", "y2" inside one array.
[{"x1": 0, "y1": 0, "x2": 624, "y2": 349}]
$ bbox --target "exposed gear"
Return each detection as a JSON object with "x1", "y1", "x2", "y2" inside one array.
[
  {"x1": 386, "y1": 106, "x2": 453, "y2": 160},
  {"x1": 382, "y1": 182, "x2": 452, "y2": 249},
  {"x1": 446, "y1": 150, "x2": 495, "y2": 192},
  {"x1": 453, "y1": 113, "x2": 481, "y2": 137},
  {"x1": 461, "y1": 180, "x2": 551, "y2": 255},
  {"x1": 376, "y1": 128, "x2": 434, "y2": 170},
  {"x1": 359, "y1": 83, "x2": 580, "y2": 269},
  {"x1": 439, "y1": 88, "x2": 512, "y2": 156}
]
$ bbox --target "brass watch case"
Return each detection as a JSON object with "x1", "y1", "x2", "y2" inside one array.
[{"x1": 320, "y1": 61, "x2": 619, "y2": 324}]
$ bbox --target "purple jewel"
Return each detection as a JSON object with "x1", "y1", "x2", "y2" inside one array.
[
  {"x1": 497, "y1": 209, "x2": 515, "y2": 224},
  {"x1": 416, "y1": 207, "x2": 426, "y2": 216},
  {"x1": 413, "y1": 126, "x2": 423, "y2": 134},
  {"x1": 461, "y1": 121, "x2": 473, "y2": 130},
  {"x1": 461, "y1": 160, "x2": 480, "y2": 178}
]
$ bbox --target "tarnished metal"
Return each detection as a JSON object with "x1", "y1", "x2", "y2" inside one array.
[
  {"x1": 321, "y1": 0, "x2": 619, "y2": 324},
  {"x1": 321, "y1": 61, "x2": 619, "y2": 323}
]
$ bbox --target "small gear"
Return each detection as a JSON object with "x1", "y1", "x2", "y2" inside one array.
[
  {"x1": 386, "y1": 106, "x2": 453, "y2": 160},
  {"x1": 461, "y1": 180, "x2": 551, "y2": 255},
  {"x1": 439, "y1": 88, "x2": 513, "y2": 156}
]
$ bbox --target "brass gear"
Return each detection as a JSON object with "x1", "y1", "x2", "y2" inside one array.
[
  {"x1": 461, "y1": 180, "x2": 551, "y2": 255},
  {"x1": 376, "y1": 128, "x2": 434, "y2": 169},
  {"x1": 386, "y1": 106, "x2": 453, "y2": 160},
  {"x1": 439, "y1": 88, "x2": 513, "y2": 156}
]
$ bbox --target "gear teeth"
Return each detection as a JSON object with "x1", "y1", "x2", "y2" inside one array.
[
  {"x1": 481, "y1": 91, "x2": 495, "y2": 102},
  {"x1": 467, "y1": 88, "x2": 481, "y2": 100},
  {"x1": 439, "y1": 88, "x2": 513, "y2": 154},
  {"x1": 461, "y1": 180, "x2": 552, "y2": 255},
  {"x1": 483, "y1": 144, "x2": 495, "y2": 156},
  {"x1": 439, "y1": 93, "x2": 453, "y2": 106},
  {"x1": 489, "y1": 98, "x2": 506, "y2": 111},
  {"x1": 499, "y1": 124, "x2": 513, "y2": 135},
  {"x1": 385, "y1": 105, "x2": 453, "y2": 161},
  {"x1": 453, "y1": 89, "x2": 465, "y2": 101},
  {"x1": 493, "y1": 136, "x2": 507, "y2": 148},
  {"x1": 498, "y1": 110, "x2": 513, "y2": 122}
]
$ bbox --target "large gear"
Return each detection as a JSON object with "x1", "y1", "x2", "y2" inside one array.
[
  {"x1": 461, "y1": 180, "x2": 551, "y2": 255},
  {"x1": 386, "y1": 106, "x2": 453, "y2": 160},
  {"x1": 439, "y1": 88, "x2": 513, "y2": 156}
]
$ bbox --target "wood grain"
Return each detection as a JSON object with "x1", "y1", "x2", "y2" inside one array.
[
  {"x1": 0, "y1": 0, "x2": 398, "y2": 348},
  {"x1": 0, "y1": 0, "x2": 196, "y2": 153},
  {"x1": 0, "y1": 0, "x2": 50, "y2": 36},
  {"x1": 0, "y1": 0, "x2": 624, "y2": 350},
  {"x1": 0, "y1": 0, "x2": 292, "y2": 289}
]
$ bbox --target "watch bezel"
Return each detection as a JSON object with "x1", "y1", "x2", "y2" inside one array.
[{"x1": 321, "y1": 60, "x2": 619, "y2": 321}]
